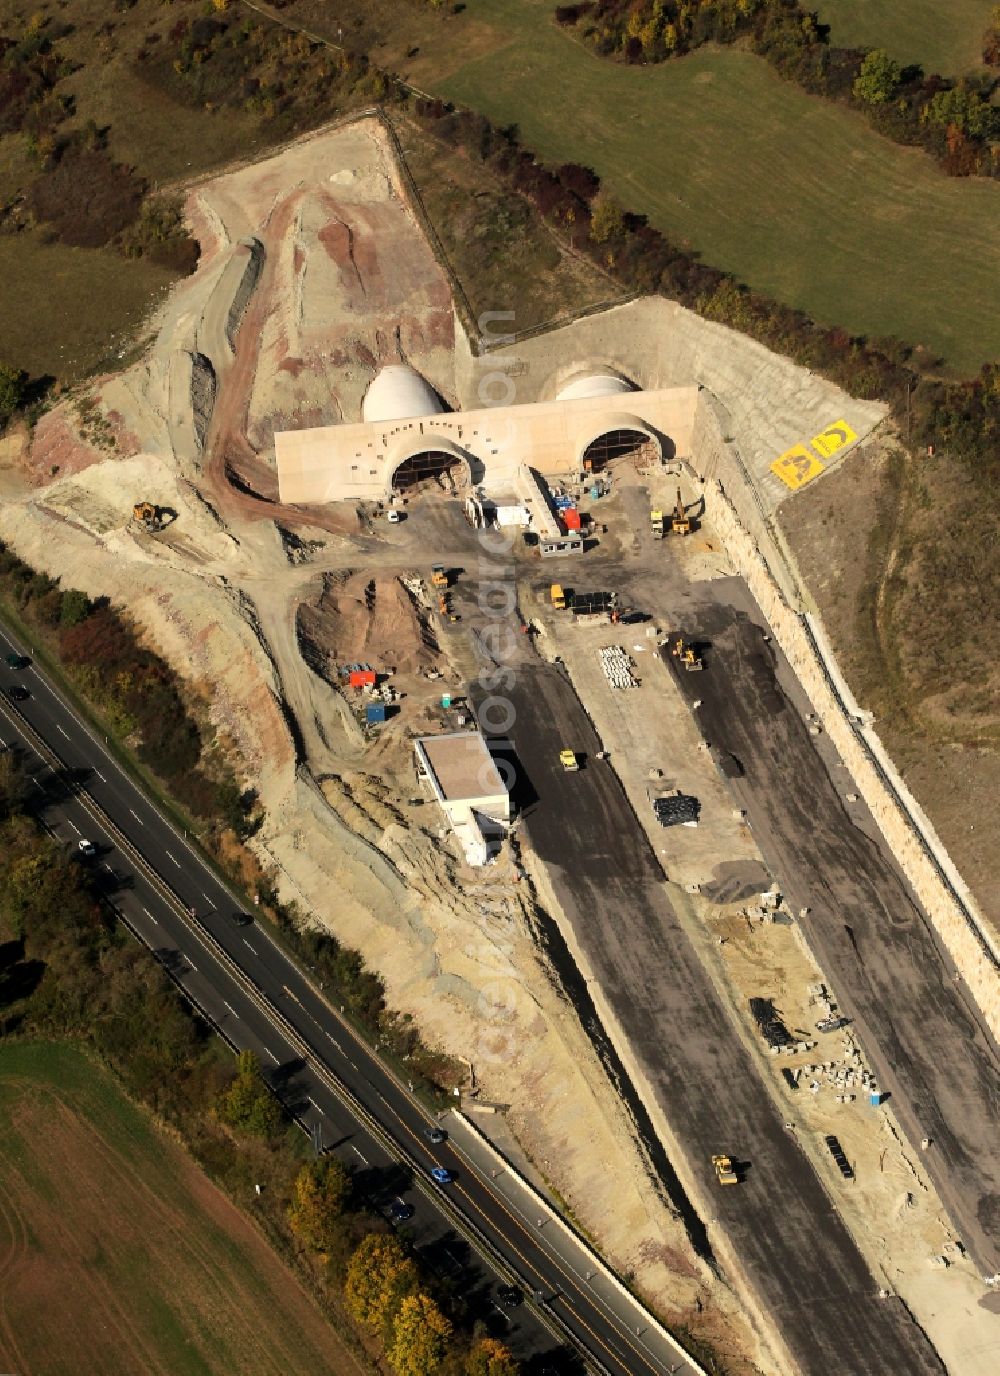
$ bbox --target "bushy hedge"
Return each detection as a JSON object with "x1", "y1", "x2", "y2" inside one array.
[{"x1": 0, "y1": 542, "x2": 252, "y2": 831}]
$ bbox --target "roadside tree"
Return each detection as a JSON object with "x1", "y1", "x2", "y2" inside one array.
[
  {"x1": 466, "y1": 1336, "x2": 521, "y2": 1376},
  {"x1": 288, "y1": 1157, "x2": 351, "y2": 1251},
  {"x1": 387, "y1": 1292, "x2": 452, "y2": 1376},
  {"x1": 345, "y1": 1233, "x2": 419, "y2": 1335}
]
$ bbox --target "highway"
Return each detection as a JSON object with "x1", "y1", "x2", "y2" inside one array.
[{"x1": 0, "y1": 619, "x2": 703, "y2": 1376}]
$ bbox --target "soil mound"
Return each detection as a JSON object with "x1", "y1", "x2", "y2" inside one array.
[{"x1": 297, "y1": 572, "x2": 439, "y2": 679}]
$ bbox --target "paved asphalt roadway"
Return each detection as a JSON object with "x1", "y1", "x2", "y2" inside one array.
[
  {"x1": 664, "y1": 603, "x2": 1000, "y2": 1274},
  {"x1": 488, "y1": 661, "x2": 945, "y2": 1376},
  {"x1": 0, "y1": 626, "x2": 699, "y2": 1376}
]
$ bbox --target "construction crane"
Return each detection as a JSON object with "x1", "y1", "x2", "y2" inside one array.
[
  {"x1": 132, "y1": 501, "x2": 165, "y2": 532},
  {"x1": 671, "y1": 488, "x2": 691, "y2": 536},
  {"x1": 671, "y1": 636, "x2": 703, "y2": 672}
]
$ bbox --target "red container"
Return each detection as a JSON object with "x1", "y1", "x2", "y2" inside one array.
[
  {"x1": 349, "y1": 670, "x2": 377, "y2": 688},
  {"x1": 563, "y1": 507, "x2": 582, "y2": 532}
]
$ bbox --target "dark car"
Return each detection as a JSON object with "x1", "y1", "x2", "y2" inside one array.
[
  {"x1": 423, "y1": 1125, "x2": 447, "y2": 1145},
  {"x1": 232, "y1": 911, "x2": 254, "y2": 927},
  {"x1": 6, "y1": 685, "x2": 29, "y2": 701},
  {"x1": 496, "y1": 1284, "x2": 523, "y2": 1308},
  {"x1": 389, "y1": 1199, "x2": 414, "y2": 1223},
  {"x1": 5, "y1": 653, "x2": 28, "y2": 670}
]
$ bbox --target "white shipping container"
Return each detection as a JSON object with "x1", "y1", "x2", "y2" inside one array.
[{"x1": 495, "y1": 504, "x2": 531, "y2": 528}]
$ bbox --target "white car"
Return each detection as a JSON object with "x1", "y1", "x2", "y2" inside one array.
[{"x1": 77, "y1": 839, "x2": 97, "y2": 858}]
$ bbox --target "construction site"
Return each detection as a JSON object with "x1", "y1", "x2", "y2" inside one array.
[{"x1": 1, "y1": 114, "x2": 998, "y2": 1376}]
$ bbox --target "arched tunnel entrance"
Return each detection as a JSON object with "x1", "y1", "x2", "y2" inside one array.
[
  {"x1": 391, "y1": 449, "x2": 470, "y2": 496},
  {"x1": 580, "y1": 427, "x2": 661, "y2": 474}
]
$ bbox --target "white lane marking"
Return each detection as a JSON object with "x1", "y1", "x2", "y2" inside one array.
[
  {"x1": 31, "y1": 778, "x2": 45, "y2": 790},
  {"x1": 201, "y1": 892, "x2": 212, "y2": 903},
  {"x1": 66, "y1": 819, "x2": 80, "y2": 834},
  {"x1": 308, "y1": 1097, "x2": 320, "y2": 1112},
  {"x1": 223, "y1": 1001, "x2": 236, "y2": 1017},
  {"x1": 128, "y1": 808, "x2": 143, "y2": 825},
  {"x1": 328, "y1": 1037, "x2": 344, "y2": 1054},
  {"x1": 141, "y1": 907, "x2": 154, "y2": 919},
  {"x1": 164, "y1": 849, "x2": 181, "y2": 868},
  {"x1": 242, "y1": 938, "x2": 256, "y2": 953},
  {"x1": 264, "y1": 1047, "x2": 280, "y2": 1064},
  {"x1": 55, "y1": 724, "x2": 70, "y2": 739},
  {"x1": 351, "y1": 1145, "x2": 369, "y2": 1164},
  {"x1": 94, "y1": 770, "x2": 106, "y2": 783}
]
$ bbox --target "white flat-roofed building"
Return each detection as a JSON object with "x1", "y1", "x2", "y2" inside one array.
[{"x1": 414, "y1": 730, "x2": 511, "y2": 866}]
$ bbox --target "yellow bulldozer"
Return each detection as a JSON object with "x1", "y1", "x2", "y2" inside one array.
[
  {"x1": 712, "y1": 1154, "x2": 739, "y2": 1186},
  {"x1": 431, "y1": 565, "x2": 450, "y2": 589},
  {"x1": 132, "y1": 501, "x2": 165, "y2": 532}
]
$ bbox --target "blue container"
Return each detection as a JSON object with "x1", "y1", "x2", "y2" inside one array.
[
  {"x1": 590, "y1": 485, "x2": 601, "y2": 500},
  {"x1": 553, "y1": 495, "x2": 573, "y2": 511},
  {"x1": 869, "y1": 1091, "x2": 883, "y2": 1107},
  {"x1": 366, "y1": 703, "x2": 388, "y2": 724}
]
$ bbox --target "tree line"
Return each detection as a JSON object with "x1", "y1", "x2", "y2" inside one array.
[{"x1": 554, "y1": 0, "x2": 1000, "y2": 179}]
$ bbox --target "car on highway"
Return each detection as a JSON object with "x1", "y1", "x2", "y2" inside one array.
[
  {"x1": 389, "y1": 1199, "x2": 415, "y2": 1223},
  {"x1": 77, "y1": 839, "x2": 97, "y2": 858},
  {"x1": 430, "y1": 1166, "x2": 454, "y2": 1185},
  {"x1": 5, "y1": 653, "x2": 28, "y2": 670},
  {"x1": 232, "y1": 911, "x2": 254, "y2": 927},
  {"x1": 496, "y1": 1283, "x2": 523, "y2": 1308},
  {"x1": 423, "y1": 1125, "x2": 447, "y2": 1145},
  {"x1": 6, "y1": 685, "x2": 30, "y2": 701}
]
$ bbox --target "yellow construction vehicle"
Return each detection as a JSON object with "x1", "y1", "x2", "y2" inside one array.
[
  {"x1": 650, "y1": 508, "x2": 666, "y2": 540},
  {"x1": 712, "y1": 1155, "x2": 739, "y2": 1186},
  {"x1": 671, "y1": 637, "x2": 704, "y2": 672},
  {"x1": 132, "y1": 501, "x2": 164, "y2": 532},
  {"x1": 671, "y1": 488, "x2": 691, "y2": 536},
  {"x1": 550, "y1": 583, "x2": 567, "y2": 610},
  {"x1": 431, "y1": 565, "x2": 450, "y2": 589},
  {"x1": 559, "y1": 749, "x2": 579, "y2": 772}
]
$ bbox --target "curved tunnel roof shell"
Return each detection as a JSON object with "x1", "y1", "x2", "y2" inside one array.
[
  {"x1": 555, "y1": 373, "x2": 636, "y2": 403},
  {"x1": 362, "y1": 365, "x2": 445, "y2": 424}
]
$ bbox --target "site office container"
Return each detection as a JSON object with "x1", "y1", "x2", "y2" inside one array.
[
  {"x1": 563, "y1": 508, "x2": 582, "y2": 532},
  {"x1": 539, "y1": 537, "x2": 583, "y2": 559},
  {"x1": 349, "y1": 669, "x2": 377, "y2": 688},
  {"x1": 366, "y1": 703, "x2": 388, "y2": 723}
]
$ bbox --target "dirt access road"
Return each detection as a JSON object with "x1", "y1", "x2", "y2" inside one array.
[
  {"x1": 662, "y1": 602, "x2": 1000, "y2": 1274},
  {"x1": 476, "y1": 661, "x2": 943, "y2": 1376}
]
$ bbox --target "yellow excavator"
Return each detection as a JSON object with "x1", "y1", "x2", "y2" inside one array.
[
  {"x1": 431, "y1": 565, "x2": 450, "y2": 589},
  {"x1": 671, "y1": 488, "x2": 691, "y2": 536},
  {"x1": 132, "y1": 501, "x2": 165, "y2": 532},
  {"x1": 671, "y1": 636, "x2": 703, "y2": 672}
]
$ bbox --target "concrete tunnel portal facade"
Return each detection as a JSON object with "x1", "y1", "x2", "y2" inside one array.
[{"x1": 275, "y1": 365, "x2": 698, "y2": 506}]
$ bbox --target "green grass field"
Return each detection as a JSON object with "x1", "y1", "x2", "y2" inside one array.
[
  {"x1": 0, "y1": 1042, "x2": 362, "y2": 1376},
  {"x1": 0, "y1": 229, "x2": 176, "y2": 383},
  {"x1": 412, "y1": 0, "x2": 1000, "y2": 374},
  {"x1": 813, "y1": 0, "x2": 996, "y2": 77}
]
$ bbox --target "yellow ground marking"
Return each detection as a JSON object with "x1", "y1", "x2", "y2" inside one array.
[
  {"x1": 770, "y1": 444, "x2": 825, "y2": 491},
  {"x1": 811, "y1": 418, "x2": 859, "y2": 459}
]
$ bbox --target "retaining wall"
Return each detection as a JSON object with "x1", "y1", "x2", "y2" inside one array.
[{"x1": 699, "y1": 456, "x2": 1000, "y2": 1040}]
